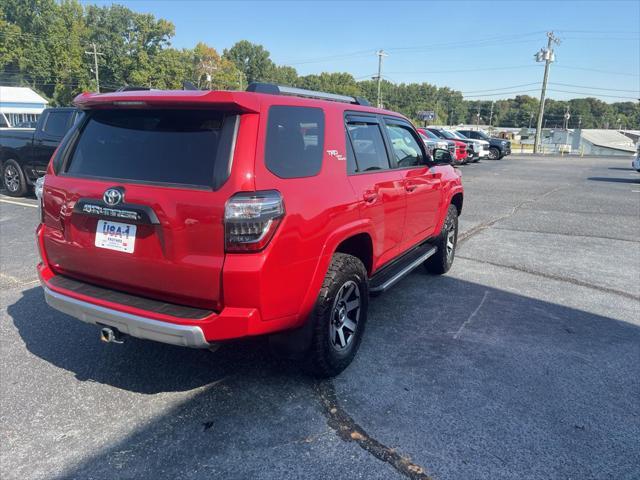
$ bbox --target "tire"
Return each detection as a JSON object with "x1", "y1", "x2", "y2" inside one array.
[
  {"x1": 488, "y1": 147, "x2": 500, "y2": 160},
  {"x1": 424, "y1": 204, "x2": 459, "y2": 275},
  {"x1": 301, "y1": 253, "x2": 369, "y2": 377},
  {"x1": 2, "y1": 160, "x2": 28, "y2": 197}
]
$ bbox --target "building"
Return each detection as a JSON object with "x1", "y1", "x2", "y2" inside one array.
[
  {"x1": 0, "y1": 86, "x2": 49, "y2": 127},
  {"x1": 571, "y1": 129, "x2": 636, "y2": 156}
]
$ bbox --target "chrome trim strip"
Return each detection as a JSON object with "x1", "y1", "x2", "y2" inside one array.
[
  {"x1": 42, "y1": 285, "x2": 209, "y2": 348},
  {"x1": 370, "y1": 246, "x2": 437, "y2": 293}
]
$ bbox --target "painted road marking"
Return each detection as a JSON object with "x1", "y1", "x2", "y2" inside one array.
[{"x1": 0, "y1": 198, "x2": 38, "y2": 208}]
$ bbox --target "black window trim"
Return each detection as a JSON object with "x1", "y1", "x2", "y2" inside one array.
[
  {"x1": 58, "y1": 108, "x2": 239, "y2": 191},
  {"x1": 380, "y1": 115, "x2": 432, "y2": 169},
  {"x1": 344, "y1": 112, "x2": 395, "y2": 175}
]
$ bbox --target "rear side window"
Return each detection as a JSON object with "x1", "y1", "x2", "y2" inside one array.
[
  {"x1": 66, "y1": 109, "x2": 234, "y2": 188},
  {"x1": 346, "y1": 122, "x2": 390, "y2": 172},
  {"x1": 265, "y1": 106, "x2": 325, "y2": 178},
  {"x1": 43, "y1": 111, "x2": 71, "y2": 137}
]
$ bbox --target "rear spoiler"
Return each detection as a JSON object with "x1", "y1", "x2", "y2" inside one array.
[{"x1": 73, "y1": 90, "x2": 260, "y2": 113}]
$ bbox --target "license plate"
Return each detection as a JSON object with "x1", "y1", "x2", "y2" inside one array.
[{"x1": 95, "y1": 220, "x2": 136, "y2": 253}]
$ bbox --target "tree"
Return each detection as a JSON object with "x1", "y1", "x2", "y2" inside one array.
[{"x1": 223, "y1": 40, "x2": 274, "y2": 84}]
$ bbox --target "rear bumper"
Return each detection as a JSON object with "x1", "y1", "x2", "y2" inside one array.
[
  {"x1": 43, "y1": 284, "x2": 210, "y2": 348},
  {"x1": 35, "y1": 222, "x2": 304, "y2": 347}
]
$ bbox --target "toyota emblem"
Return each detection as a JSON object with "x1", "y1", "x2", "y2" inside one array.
[{"x1": 103, "y1": 187, "x2": 124, "y2": 206}]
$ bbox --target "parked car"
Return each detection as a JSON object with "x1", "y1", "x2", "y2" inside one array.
[
  {"x1": 457, "y1": 129, "x2": 511, "y2": 160},
  {"x1": 418, "y1": 128, "x2": 468, "y2": 165},
  {"x1": 633, "y1": 143, "x2": 640, "y2": 172},
  {"x1": 426, "y1": 127, "x2": 481, "y2": 162},
  {"x1": 449, "y1": 130, "x2": 490, "y2": 160},
  {"x1": 0, "y1": 107, "x2": 82, "y2": 196},
  {"x1": 37, "y1": 83, "x2": 464, "y2": 377}
]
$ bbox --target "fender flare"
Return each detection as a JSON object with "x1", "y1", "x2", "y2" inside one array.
[{"x1": 295, "y1": 218, "x2": 375, "y2": 327}]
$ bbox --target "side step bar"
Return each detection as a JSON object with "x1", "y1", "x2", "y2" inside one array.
[{"x1": 369, "y1": 243, "x2": 437, "y2": 294}]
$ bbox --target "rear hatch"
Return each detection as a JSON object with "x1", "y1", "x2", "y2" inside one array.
[{"x1": 43, "y1": 104, "x2": 251, "y2": 310}]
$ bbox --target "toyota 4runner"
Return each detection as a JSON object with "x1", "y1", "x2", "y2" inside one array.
[{"x1": 37, "y1": 83, "x2": 463, "y2": 377}]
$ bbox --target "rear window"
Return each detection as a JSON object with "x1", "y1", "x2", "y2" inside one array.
[
  {"x1": 265, "y1": 106, "x2": 325, "y2": 178},
  {"x1": 66, "y1": 109, "x2": 234, "y2": 188},
  {"x1": 43, "y1": 111, "x2": 71, "y2": 137}
]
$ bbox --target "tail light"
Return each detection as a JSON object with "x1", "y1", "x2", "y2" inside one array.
[{"x1": 224, "y1": 190, "x2": 284, "y2": 252}]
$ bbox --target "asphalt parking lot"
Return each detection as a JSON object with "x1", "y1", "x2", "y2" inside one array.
[{"x1": 1, "y1": 155, "x2": 639, "y2": 480}]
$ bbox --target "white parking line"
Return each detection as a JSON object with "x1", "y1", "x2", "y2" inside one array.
[{"x1": 0, "y1": 198, "x2": 38, "y2": 208}]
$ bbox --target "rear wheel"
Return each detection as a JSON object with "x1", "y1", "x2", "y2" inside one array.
[
  {"x1": 302, "y1": 253, "x2": 368, "y2": 377},
  {"x1": 488, "y1": 147, "x2": 500, "y2": 160},
  {"x1": 2, "y1": 160, "x2": 27, "y2": 197},
  {"x1": 424, "y1": 204, "x2": 459, "y2": 275}
]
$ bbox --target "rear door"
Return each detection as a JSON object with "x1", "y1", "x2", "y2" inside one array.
[
  {"x1": 345, "y1": 114, "x2": 406, "y2": 269},
  {"x1": 382, "y1": 118, "x2": 442, "y2": 247},
  {"x1": 43, "y1": 108, "x2": 246, "y2": 310}
]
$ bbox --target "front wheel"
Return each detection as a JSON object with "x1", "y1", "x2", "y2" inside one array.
[
  {"x1": 424, "y1": 204, "x2": 459, "y2": 275},
  {"x1": 302, "y1": 253, "x2": 369, "y2": 377},
  {"x1": 488, "y1": 147, "x2": 500, "y2": 160}
]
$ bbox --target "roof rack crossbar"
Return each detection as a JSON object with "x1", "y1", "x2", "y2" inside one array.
[{"x1": 246, "y1": 82, "x2": 370, "y2": 106}]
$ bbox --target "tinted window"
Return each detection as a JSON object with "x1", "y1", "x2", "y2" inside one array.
[
  {"x1": 66, "y1": 109, "x2": 229, "y2": 187},
  {"x1": 0, "y1": 115, "x2": 7, "y2": 128},
  {"x1": 347, "y1": 122, "x2": 390, "y2": 172},
  {"x1": 265, "y1": 106, "x2": 324, "y2": 178},
  {"x1": 385, "y1": 124, "x2": 425, "y2": 168},
  {"x1": 43, "y1": 111, "x2": 71, "y2": 137}
]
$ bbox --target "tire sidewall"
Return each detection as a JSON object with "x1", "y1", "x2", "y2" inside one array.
[
  {"x1": 323, "y1": 270, "x2": 368, "y2": 362},
  {"x1": 2, "y1": 160, "x2": 27, "y2": 197}
]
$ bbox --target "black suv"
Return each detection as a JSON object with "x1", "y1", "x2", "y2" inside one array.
[{"x1": 457, "y1": 129, "x2": 511, "y2": 160}]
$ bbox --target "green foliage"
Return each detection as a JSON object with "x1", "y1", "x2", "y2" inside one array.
[
  {"x1": 0, "y1": 0, "x2": 637, "y2": 128},
  {"x1": 222, "y1": 40, "x2": 274, "y2": 84}
]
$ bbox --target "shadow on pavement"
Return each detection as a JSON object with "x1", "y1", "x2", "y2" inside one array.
[
  {"x1": 607, "y1": 167, "x2": 634, "y2": 171},
  {"x1": 9, "y1": 287, "x2": 292, "y2": 394},
  {"x1": 8, "y1": 274, "x2": 639, "y2": 479},
  {"x1": 587, "y1": 176, "x2": 640, "y2": 184}
]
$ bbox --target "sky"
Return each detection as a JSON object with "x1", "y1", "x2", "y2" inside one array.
[{"x1": 81, "y1": 0, "x2": 640, "y2": 103}]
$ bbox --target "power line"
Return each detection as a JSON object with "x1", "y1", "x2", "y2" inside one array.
[
  {"x1": 462, "y1": 82, "x2": 540, "y2": 93},
  {"x1": 549, "y1": 82, "x2": 639, "y2": 93},
  {"x1": 554, "y1": 65, "x2": 639, "y2": 77},
  {"x1": 547, "y1": 89, "x2": 638, "y2": 100}
]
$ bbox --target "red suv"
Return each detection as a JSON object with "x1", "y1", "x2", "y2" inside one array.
[{"x1": 37, "y1": 83, "x2": 463, "y2": 377}]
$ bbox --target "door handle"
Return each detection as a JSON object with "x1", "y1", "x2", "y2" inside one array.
[
  {"x1": 404, "y1": 182, "x2": 418, "y2": 192},
  {"x1": 363, "y1": 191, "x2": 378, "y2": 203}
]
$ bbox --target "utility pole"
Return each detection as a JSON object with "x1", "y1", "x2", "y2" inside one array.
[
  {"x1": 85, "y1": 43, "x2": 104, "y2": 92},
  {"x1": 529, "y1": 111, "x2": 534, "y2": 129},
  {"x1": 476, "y1": 105, "x2": 481, "y2": 130},
  {"x1": 533, "y1": 31, "x2": 560, "y2": 153},
  {"x1": 577, "y1": 115, "x2": 582, "y2": 130},
  {"x1": 375, "y1": 50, "x2": 388, "y2": 109},
  {"x1": 488, "y1": 101, "x2": 495, "y2": 129},
  {"x1": 563, "y1": 105, "x2": 570, "y2": 130}
]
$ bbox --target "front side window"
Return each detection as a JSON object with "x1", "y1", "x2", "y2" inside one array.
[
  {"x1": 385, "y1": 124, "x2": 425, "y2": 168},
  {"x1": 346, "y1": 122, "x2": 390, "y2": 172},
  {"x1": 265, "y1": 106, "x2": 325, "y2": 178}
]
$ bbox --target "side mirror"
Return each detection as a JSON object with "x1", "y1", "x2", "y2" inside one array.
[{"x1": 433, "y1": 148, "x2": 453, "y2": 165}]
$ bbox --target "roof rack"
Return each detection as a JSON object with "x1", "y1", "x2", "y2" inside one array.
[{"x1": 246, "y1": 82, "x2": 370, "y2": 106}]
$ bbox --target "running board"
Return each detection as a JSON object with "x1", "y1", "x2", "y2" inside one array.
[{"x1": 369, "y1": 244, "x2": 437, "y2": 294}]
